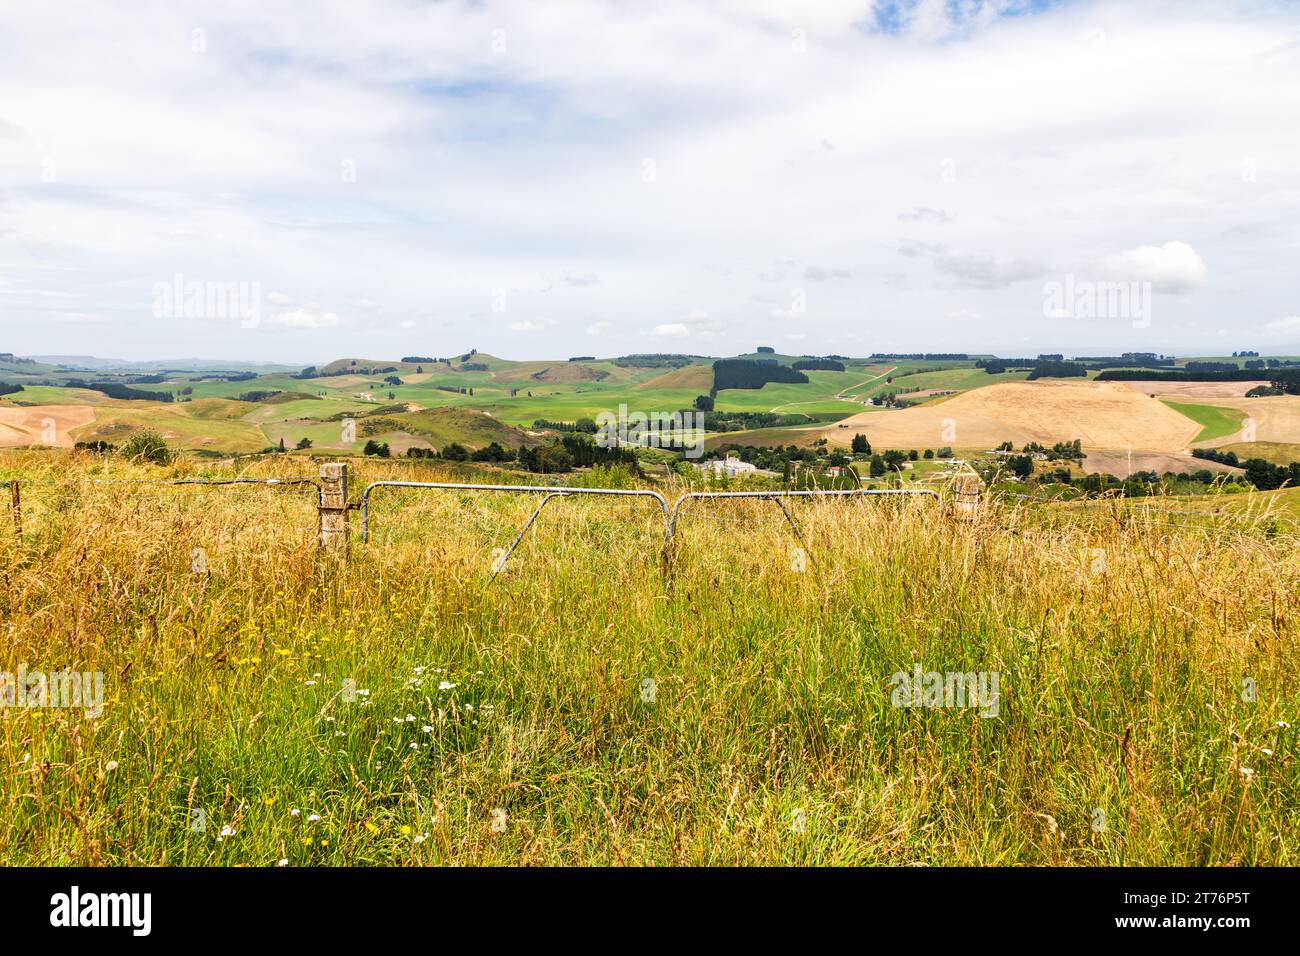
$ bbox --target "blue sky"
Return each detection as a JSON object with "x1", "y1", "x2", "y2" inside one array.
[{"x1": 1, "y1": 0, "x2": 1299, "y2": 362}]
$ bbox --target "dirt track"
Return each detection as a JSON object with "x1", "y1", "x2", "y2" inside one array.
[{"x1": 824, "y1": 380, "x2": 1201, "y2": 452}]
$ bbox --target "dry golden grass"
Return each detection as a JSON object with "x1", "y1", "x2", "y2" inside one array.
[{"x1": 0, "y1": 449, "x2": 1297, "y2": 865}]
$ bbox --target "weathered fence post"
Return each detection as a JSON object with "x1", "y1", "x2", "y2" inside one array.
[
  {"x1": 9, "y1": 480, "x2": 20, "y2": 537},
  {"x1": 954, "y1": 473, "x2": 983, "y2": 518},
  {"x1": 319, "y1": 462, "x2": 349, "y2": 558}
]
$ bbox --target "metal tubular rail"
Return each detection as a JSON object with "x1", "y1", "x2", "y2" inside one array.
[
  {"x1": 666, "y1": 487, "x2": 940, "y2": 542},
  {"x1": 359, "y1": 481, "x2": 672, "y2": 554},
  {"x1": 170, "y1": 476, "x2": 323, "y2": 503}
]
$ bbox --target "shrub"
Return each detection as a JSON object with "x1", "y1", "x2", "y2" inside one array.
[{"x1": 119, "y1": 430, "x2": 173, "y2": 465}]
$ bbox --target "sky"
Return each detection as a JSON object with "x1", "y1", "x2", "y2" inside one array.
[{"x1": 1, "y1": 0, "x2": 1298, "y2": 364}]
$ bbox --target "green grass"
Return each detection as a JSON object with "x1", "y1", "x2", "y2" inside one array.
[
  {"x1": 1163, "y1": 400, "x2": 1247, "y2": 442},
  {"x1": 1, "y1": 451, "x2": 1298, "y2": 865}
]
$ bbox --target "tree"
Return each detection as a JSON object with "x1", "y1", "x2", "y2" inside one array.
[
  {"x1": 694, "y1": 394, "x2": 714, "y2": 412},
  {"x1": 441, "y1": 442, "x2": 469, "y2": 461},
  {"x1": 471, "y1": 442, "x2": 510, "y2": 463},
  {"x1": 363, "y1": 440, "x2": 391, "y2": 458},
  {"x1": 869, "y1": 454, "x2": 885, "y2": 478},
  {"x1": 851, "y1": 433, "x2": 870, "y2": 454},
  {"x1": 1006, "y1": 454, "x2": 1033, "y2": 479},
  {"x1": 278, "y1": 437, "x2": 286, "y2": 453},
  {"x1": 923, "y1": 449, "x2": 934, "y2": 459},
  {"x1": 296, "y1": 437, "x2": 313, "y2": 450}
]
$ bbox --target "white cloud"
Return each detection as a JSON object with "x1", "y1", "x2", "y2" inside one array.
[
  {"x1": 586, "y1": 320, "x2": 611, "y2": 335},
  {"x1": 508, "y1": 319, "x2": 546, "y2": 332},
  {"x1": 1102, "y1": 241, "x2": 1208, "y2": 294},
  {"x1": 1263, "y1": 315, "x2": 1300, "y2": 339},
  {"x1": 0, "y1": 1, "x2": 1296, "y2": 359},
  {"x1": 652, "y1": 323, "x2": 691, "y2": 339},
  {"x1": 399, "y1": 320, "x2": 416, "y2": 330},
  {"x1": 48, "y1": 311, "x2": 107, "y2": 323},
  {"x1": 263, "y1": 308, "x2": 342, "y2": 330},
  {"x1": 930, "y1": 249, "x2": 1047, "y2": 289}
]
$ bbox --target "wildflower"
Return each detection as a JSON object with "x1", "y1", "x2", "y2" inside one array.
[
  {"x1": 1240, "y1": 767, "x2": 1256, "y2": 781},
  {"x1": 1261, "y1": 748, "x2": 1274, "y2": 756},
  {"x1": 438, "y1": 681, "x2": 457, "y2": 691},
  {"x1": 218, "y1": 825, "x2": 236, "y2": 840},
  {"x1": 422, "y1": 725, "x2": 433, "y2": 733},
  {"x1": 413, "y1": 834, "x2": 428, "y2": 844},
  {"x1": 399, "y1": 825, "x2": 411, "y2": 835},
  {"x1": 365, "y1": 821, "x2": 380, "y2": 834},
  {"x1": 290, "y1": 809, "x2": 300, "y2": 817},
  {"x1": 104, "y1": 760, "x2": 119, "y2": 772},
  {"x1": 304, "y1": 680, "x2": 317, "y2": 687},
  {"x1": 307, "y1": 813, "x2": 320, "y2": 823},
  {"x1": 277, "y1": 859, "x2": 288, "y2": 867},
  {"x1": 405, "y1": 714, "x2": 416, "y2": 722},
  {"x1": 1278, "y1": 721, "x2": 1291, "y2": 729}
]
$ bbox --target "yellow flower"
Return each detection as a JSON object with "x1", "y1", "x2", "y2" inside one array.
[
  {"x1": 399, "y1": 825, "x2": 411, "y2": 835},
  {"x1": 364, "y1": 821, "x2": 380, "y2": 834}
]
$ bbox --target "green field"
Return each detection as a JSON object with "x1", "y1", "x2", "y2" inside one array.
[{"x1": 1162, "y1": 400, "x2": 1247, "y2": 442}]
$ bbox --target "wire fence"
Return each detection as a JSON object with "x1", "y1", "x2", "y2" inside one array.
[{"x1": 3, "y1": 465, "x2": 1297, "y2": 566}]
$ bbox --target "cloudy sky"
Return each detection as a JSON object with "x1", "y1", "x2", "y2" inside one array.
[{"x1": 1, "y1": 0, "x2": 1298, "y2": 363}]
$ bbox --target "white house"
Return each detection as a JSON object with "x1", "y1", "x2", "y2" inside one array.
[{"x1": 698, "y1": 455, "x2": 758, "y2": 477}]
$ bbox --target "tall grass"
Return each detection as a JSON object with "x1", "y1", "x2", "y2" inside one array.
[{"x1": 0, "y1": 449, "x2": 1296, "y2": 865}]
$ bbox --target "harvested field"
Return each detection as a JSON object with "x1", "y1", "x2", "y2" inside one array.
[
  {"x1": 1121, "y1": 380, "x2": 1268, "y2": 399},
  {"x1": 636, "y1": 365, "x2": 714, "y2": 392},
  {"x1": 824, "y1": 380, "x2": 1201, "y2": 452},
  {"x1": 0, "y1": 404, "x2": 95, "y2": 447},
  {"x1": 1187, "y1": 395, "x2": 1300, "y2": 447},
  {"x1": 1082, "y1": 450, "x2": 1242, "y2": 478}
]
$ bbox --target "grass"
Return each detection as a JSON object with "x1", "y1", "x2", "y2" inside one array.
[
  {"x1": 1213, "y1": 441, "x2": 1300, "y2": 467},
  {"x1": 1, "y1": 450, "x2": 1298, "y2": 865},
  {"x1": 1163, "y1": 400, "x2": 1247, "y2": 442}
]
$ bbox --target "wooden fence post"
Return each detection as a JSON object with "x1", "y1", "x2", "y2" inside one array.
[
  {"x1": 9, "y1": 480, "x2": 20, "y2": 537},
  {"x1": 954, "y1": 473, "x2": 983, "y2": 518},
  {"x1": 319, "y1": 462, "x2": 349, "y2": 558}
]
